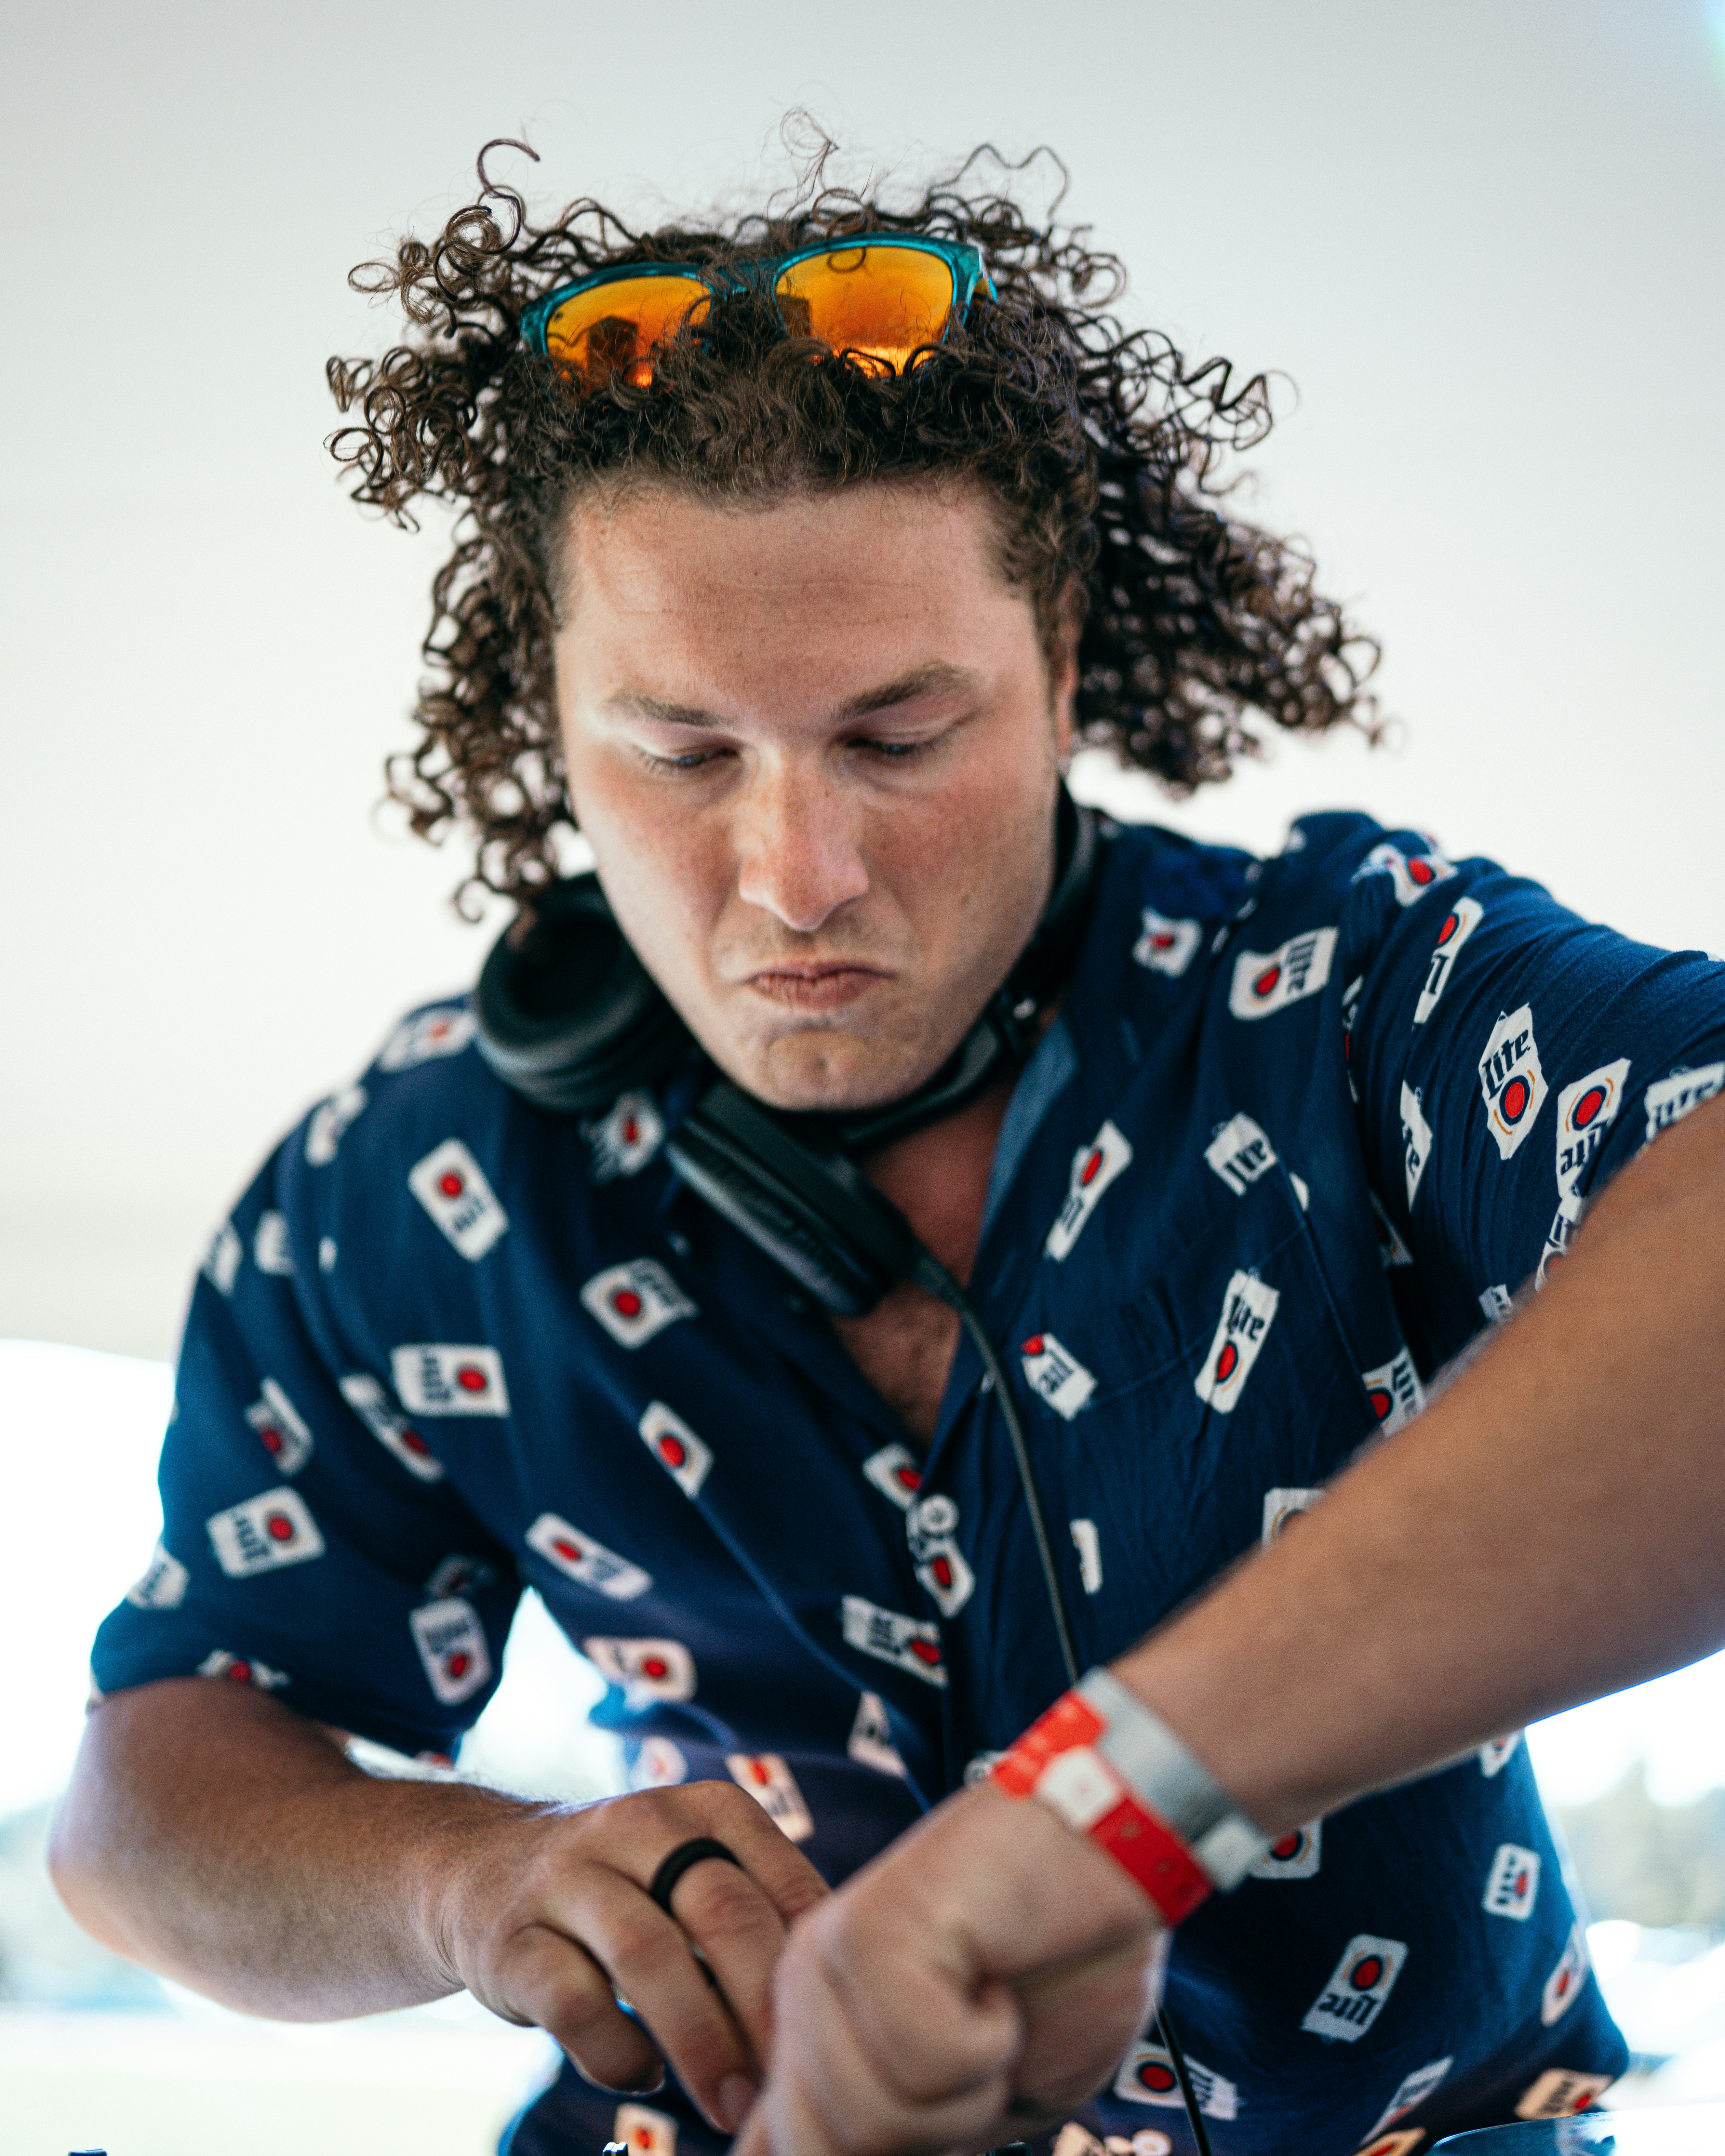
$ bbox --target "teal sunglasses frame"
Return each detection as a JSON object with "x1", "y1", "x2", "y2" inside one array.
[{"x1": 520, "y1": 233, "x2": 995, "y2": 366}]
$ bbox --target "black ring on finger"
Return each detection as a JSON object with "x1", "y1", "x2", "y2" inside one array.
[{"x1": 647, "y1": 1836, "x2": 743, "y2": 1914}]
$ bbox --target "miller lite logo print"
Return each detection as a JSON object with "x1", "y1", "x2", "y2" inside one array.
[
  {"x1": 1194, "y1": 1271, "x2": 1280, "y2": 1413},
  {"x1": 586, "y1": 1090, "x2": 665, "y2": 1182},
  {"x1": 1302, "y1": 1933, "x2": 1409, "y2": 2042},
  {"x1": 1205, "y1": 1112, "x2": 1279, "y2": 1195},
  {"x1": 840, "y1": 1594, "x2": 946, "y2": 1686},
  {"x1": 580, "y1": 1259, "x2": 696, "y2": 1348},
  {"x1": 612, "y1": 2102, "x2": 677, "y2": 2156},
  {"x1": 1643, "y1": 1061, "x2": 1725, "y2": 1144},
  {"x1": 582, "y1": 1635, "x2": 697, "y2": 1708},
  {"x1": 1070, "y1": 1517, "x2": 1104, "y2": 1594},
  {"x1": 196, "y1": 1649, "x2": 288, "y2": 1690},
  {"x1": 1400, "y1": 1082, "x2": 1433, "y2": 1208},
  {"x1": 408, "y1": 1138, "x2": 510, "y2": 1261},
  {"x1": 527, "y1": 1513, "x2": 652, "y2": 1600},
  {"x1": 848, "y1": 1690, "x2": 907, "y2": 1777},
  {"x1": 1414, "y1": 896, "x2": 1484, "y2": 1024},
  {"x1": 1483, "y1": 1842, "x2": 1541, "y2": 1921},
  {"x1": 1478, "y1": 1005, "x2": 1548, "y2": 1159},
  {"x1": 207, "y1": 1487, "x2": 326, "y2": 1579},
  {"x1": 245, "y1": 1378, "x2": 314, "y2": 1475},
  {"x1": 1228, "y1": 927, "x2": 1338, "y2": 1020},
  {"x1": 126, "y1": 1540, "x2": 189, "y2": 1610},
  {"x1": 638, "y1": 1402, "x2": 712, "y2": 1498},
  {"x1": 1046, "y1": 1120, "x2": 1134, "y2": 1260},
  {"x1": 203, "y1": 1219, "x2": 242, "y2": 1297},
  {"x1": 1020, "y1": 1333, "x2": 1097, "y2": 1420},
  {"x1": 391, "y1": 1343, "x2": 510, "y2": 1417},
  {"x1": 1262, "y1": 1487, "x2": 1323, "y2": 1544},
  {"x1": 378, "y1": 1005, "x2": 476, "y2": 1071},
  {"x1": 862, "y1": 1441, "x2": 923, "y2": 1509},
  {"x1": 726, "y1": 1752, "x2": 815, "y2": 1842},
  {"x1": 1516, "y1": 2069, "x2": 1613, "y2": 2120},
  {"x1": 1132, "y1": 909, "x2": 1202, "y2": 978},
  {"x1": 1480, "y1": 1731, "x2": 1522, "y2": 1776},
  {"x1": 1541, "y1": 1920, "x2": 1590, "y2": 2024},
  {"x1": 1364, "y1": 2056, "x2": 1452, "y2": 2143},
  {"x1": 1556, "y1": 1058, "x2": 1630, "y2": 1200},
  {"x1": 1113, "y1": 2046, "x2": 1237, "y2": 2121},
  {"x1": 629, "y1": 1737, "x2": 689, "y2": 1790},
  {"x1": 339, "y1": 1372, "x2": 445, "y2": 1480},
  {"x1": 1357, "y1": 838, "x2": 1456, "y2": 910},
  {"x1": 1248, "y1": 1821, "x2": 1322, "y2": 1879},
  {"x1": 906, "y1": 1493, "x2": 975, "y2": 1617},
  {"x1": 304, "y1": 1083, "x2": 368, "y2": 1166},
  {"x1": 254, "y1": 1211, "x2": 293, "y2": 1275},
  {"x1": 1478, "y1": 1284, "x2": 1514, "y2": 1325},
  {"x1": 1362, "y1": 1348, "x2": 1424, "y2": 1435}
]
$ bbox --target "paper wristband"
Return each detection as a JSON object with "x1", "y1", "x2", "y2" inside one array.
[{"x1": 990, "y1": 1670, "x2": 1268, "y2": 1925}]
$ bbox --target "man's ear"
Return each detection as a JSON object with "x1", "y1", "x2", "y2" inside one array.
[{"x1": 1049, "y1": 577, "x2": 1084, "y2": 761}]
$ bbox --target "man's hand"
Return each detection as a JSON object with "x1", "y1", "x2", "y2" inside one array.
[
  {"x1": 736, "y1": 1781, "x2": 1164, "y2": 2156},
  {"x1": 437, "y1": 1781, "x2": 828, "y2": 2133}
]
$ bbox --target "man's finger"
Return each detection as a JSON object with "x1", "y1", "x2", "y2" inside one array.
[
  {"x1": 490, "y1": 1921, "x2": 664, "y2": 2095},
  {"x1": 662, "y1": 1847, "x2": 792, "y2": 2066}
]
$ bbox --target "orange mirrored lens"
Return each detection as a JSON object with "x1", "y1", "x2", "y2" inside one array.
[
  {"x1": 542, "y1": 274, "x2": 712, "y2": 389},
  {"x1": 774, "y1": 246, "x2": 959, "y2": 373}
]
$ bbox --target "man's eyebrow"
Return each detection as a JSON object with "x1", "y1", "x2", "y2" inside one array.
[{"x1": 606, "y1": 663, "x2": 981, "y2": 732}]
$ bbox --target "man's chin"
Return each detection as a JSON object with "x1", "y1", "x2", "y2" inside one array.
[{"x1": 723, "y1": 1029, "x2": 946, "y2": 1117}]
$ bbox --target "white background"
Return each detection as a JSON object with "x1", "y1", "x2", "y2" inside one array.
[{"x1": 3, "y1": 0, "x2": 1722, "y2": 1362}]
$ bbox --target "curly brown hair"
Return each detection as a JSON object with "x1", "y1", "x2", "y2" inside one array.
[{"x1": 328, "y1": 137, "x2": 1380, "y2": 914}]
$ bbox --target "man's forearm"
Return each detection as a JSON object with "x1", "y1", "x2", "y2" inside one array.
[
  {"x1": 48, "y1": 1678, "x2": 539, "y2": 2018},
  {"x1": 1117, "y1": 1092, "x2": 1725, "y2": 1833}
]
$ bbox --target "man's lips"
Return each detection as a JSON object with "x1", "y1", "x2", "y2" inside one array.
[{"x1": 742, "y1": 961, "x2": 892, "y2": 1012}]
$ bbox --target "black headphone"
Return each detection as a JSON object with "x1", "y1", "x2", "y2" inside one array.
[{"x1": 475, "y1": 788, "x2": 1101, "y2": 1319}]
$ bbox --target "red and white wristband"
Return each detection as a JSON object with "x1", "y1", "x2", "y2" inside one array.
[{"x1": 990, "y1": 1669, "x2": 1269, "y2": 1926}]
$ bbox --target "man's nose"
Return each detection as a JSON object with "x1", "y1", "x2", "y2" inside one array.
[{"x1": 733, "y1": 763, "x2": 871, "y2": 934}]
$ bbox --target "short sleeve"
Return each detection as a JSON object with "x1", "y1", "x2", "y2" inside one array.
[
  {"x1": 91, "y1": 1126, "x2": 522, "y2": 1760},
  {"x1": 1326, "y1": 823, "x2": 1725, "y2": 1368}
]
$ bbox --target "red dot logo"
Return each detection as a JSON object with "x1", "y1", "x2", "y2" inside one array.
[
  {"x1": 657, "y1": 1434, "x2": 688, "y2": 1469},
  {"x1": 227, "y1": 1661, "x2": 252, "y2": 1683},
  {"x1": 622, "y1": 1116, "x2": 639, "y2": 1144},
  {"x1": 1253, "y1": 964, "x2": 1282, "y2": 999},
  {"x1": 1269, "y1": 1832, "x2": 1304, "y2": 1860},
  {"x1": 1554, "y1": 1965, "x2": 1573, "y2": 2001},
  {"x1": 259, "y1": 1425, "x2": 283, "y2": 1454},
  {"x1": 1436, "y1": 910, "x2": 1460, "y2": 946},
  {"x1": 1079, "y1": 1147, "x2": 1104, "y2": 1187},
  {"x1": 1214, "y1": 1340, "x2": 1239, "y2": 1384},
  {"x1": 446, "y1": 1651, "x2": 470, "y2": 1679},
  {"x1": 613, "y1": 1288, "x2": 644, "y2": 1320},
  {"x1": 909, "y1": 1638, "x2": 942, "y2": 1666},
  {"x1": 1136, "y1": 2060, "x2": 1178, "y2": 2095},
  {"x1": 640, "y1": 1656, "x2": 669, "y2": 1681},
  {"x1": 552, "y1": 1537, "x2": 582, "y2": 1563},
  {"x1": 1022, "y1": 1336, "x2": 1045, "y2": 1355},
  {"x1": 749, "y1": 1758, "x2": 772, "y2": 1786},
  {"x1": 1500, "y1": 1075, "x2": 1531, "y2": 1125},
  {"x1": 1515, "y1": 1868, "x2": 1530, "y2": 1897},
  {"x1": 1349, "y1": 1953, "x2": 1384, "y2": 1991},
  {"x1": 896, "y1": 1464, "x2": 923, "y2": 1492},
  {"x1": 931, "y1": 1555, "x2": 954, "y2": 1589},
  {"x1": 1408, "y1": 857, "x2": 1435, "y2": 885},
  {"x1": 265, "y1": 1511, "x2": 296, "y2": 1543},
  {"x1": 402, "y1": 1428, "x2": 430, "y2": 1454},
  {"x1": 439, "y1": 1171, "x2": 465, "y2": 1198},
  {"x1": 1369, "y1": 1386, "x2": 1393, "y2": 1421},
  {"x1": 1570, "y1": 1085, "x2": 1607, "y2": 1131},
  {"x1": 456, "y1": 1365, "x2": 489, "y2": 1393},
  {"x1": 1151, "y1": 931, "x2": 1174, "y2": 951}
]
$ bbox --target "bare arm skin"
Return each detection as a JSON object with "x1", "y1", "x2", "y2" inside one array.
[
  {"x1": 48, "y1": 1676, "x2": 826, "y2": 2135},
  {"x1": 739, "y1": 1092, "x2": 1725, "y2": 2156}
]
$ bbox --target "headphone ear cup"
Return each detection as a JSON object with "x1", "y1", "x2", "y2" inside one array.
[{"x1": 475, "y1": 878, "x2": 692, "y2": 1115}]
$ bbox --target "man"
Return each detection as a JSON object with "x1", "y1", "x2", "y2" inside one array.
[{"x1": 48, "y1": 144, "x2": 1725, "y2": 2155}]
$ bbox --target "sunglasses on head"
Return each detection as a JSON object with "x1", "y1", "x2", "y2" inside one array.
[{"x1": 520, "y1": 235, "x2": 994, "y2": 392}]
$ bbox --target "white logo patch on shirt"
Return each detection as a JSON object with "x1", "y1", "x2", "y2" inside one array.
[
  {"x1": 1479, "y1": 1283, "x2": 1514, "y2": 1325},
  {"x1": 848, "y1": 1690, "x2": 907, "y2": 1777},
  {"x1": 1228, "y1": 927, "x2": 1338, "y2": 1019},
  {"x1": 1516, "y1": 2068, "x2": 1613, "y2": 2120},
  {"x1": 1478, "y1": 1004, "x2": 1548, "y2": 1159},
  {"x1": 425, "y1": 1554, "x2": 494, "y2": 1601},
  {"x1": 378, "y1": 1006, "x2": 476, "y2": 1071},
  {"x1": 840, "y1": 1594, "x2": 946, "y2": 1686},
  {"x1": 582, "y1": 1635, "x2": 697, "y2": 1707},
  {"x1": 203, "y1": 1219, "x2": 242, "y2": 1297},
  {"x1": 305, "y1": 1083, "x2": 368, "y2": 1166},
  {"x1": 1364, "y1": 2057, "x2": 1453, "y2": 2143},
  {"x1": 1480, "y1": 1732, "x2": 1522, "y2": 1776},
  {"x1": 1019, "y1": 1333, "x2": 1097, "y2": 1420},
  {"x1": 390, "y1": 1344, "x2": 511, "y2": 1417},
  {"x1": 1204, "y1": 1112, "x2": 1279, "y2": 1195},
  {"x1": 1070, "y1": 1517, "x2": 1104, "y2": 1594},
  {"x1": 1132, "y1": 909, "x2": 1202, "y2": 977},
  {"x1": 726, "y1": 1752, "x2": 815, "y2": 1841},
  {"x1": 580, "y1": 1260, "x2": 696, "y2": 1348},
  {"x1": 1194, "y1": 1271, "x2": 1279, "y2": 1413},
  {"x1": 1400, "y1": 1082, "x2": 1434, "y2": 1207},
  {"x1": 1357, "y1": 839, "x2": 1456, "y2": 909},
  {"x1": 1302, "y1": 1933, "x2": 1409, "y2": 2042},
  {"x1": 1113, "y1": 2046, "x2": 1237, "y2": 2120},
  {"x1": 527, "y1": 1513, "x2": 652, "y2": 1599},
  {"x1": 410, "y1": 1597, "x2": 492, "y2": 1704},
  {"x1": 638, "y1": 1402, "x2": 712, "y2": 1498},
  {"x1": 1262, "y1": 1487, "x2": 1323, "y2": 1544},
  {"x1": 586, "y1": 1091, "x2": 665, "y2": 1181},
  {"x1": 196, "y1": 1649, "x2": 288, "y2": 1690},
  {"x1": 245, "y1": 1377, "x2": 314, "y2": 1475},
  {"x1": 1483, "y1": 1841, "x2": 1541, "y2": 1920},
  {"x1": 408, "y1": 1138, "x2": 510, "y2": 1261},
  {"x1": 1362, "y1": 1348, "x2": 1424, "y2": 1434},
  {"x1": 1414, "y1": 896, "x2": 1485, "y2": 1023},
  {"x1": 629, "y1": 1736, "x2": 689, "y2": 1790},
  {"x1": 862, "y1": 1441, "x2": 924, "y2": 1509},
  {"x1": 340, "y1": 1372, "x2": 445, "y2": 1479},
  {"x1": 1556, "y1": 1058, "x2": 1631, "y2": 1201},
  {"x1": 1046, "y1": 1120, "x2": 1134, "y2": 1260},
  {"x1": 207, "y1": 1487, "x2": 326, "y2": 1578},
  {"x1": 1643, "y1": 1062, "x2": 1725, "y2": 1144},
  {"x1": 254, "y1": 1211, "x2": 293, "y2": 1275},
  {"x1": 1542, "y1": 1920, "x2": 1591, "y2": 2024},
  {"x1": 1249, "y1": 1821, "x2": 1322, "y2": 1879},
  {"x1": 126, "y1": 1540, "x2": 189, "y2": 1610},
  {"x1": 613, "y1": 2102, "x2": 678, "y2": 2156},
  {"x1": 906, "y1": 1494, "x2": 974, "y2": 1618}
]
